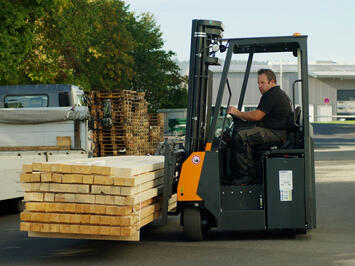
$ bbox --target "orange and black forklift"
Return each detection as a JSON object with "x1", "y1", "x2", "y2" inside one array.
[{"x1": 162, "y1": 19, "x2": 316, "y2": 240}]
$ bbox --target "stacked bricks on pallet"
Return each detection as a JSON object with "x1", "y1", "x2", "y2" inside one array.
[
  {"x1": 88, "y1": 90, "x2": 164, "y2": 157},
  {"x1": 19, "y1": 156, "x2": 177, "y2": 241}
]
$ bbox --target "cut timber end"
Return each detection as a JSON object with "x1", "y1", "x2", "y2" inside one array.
[
  {"x1": 56, "y1": 136, "x2": 71, "y2": 150},
  {"x1": 22, "y1": 164, "x2": 32, "y2": 173}
]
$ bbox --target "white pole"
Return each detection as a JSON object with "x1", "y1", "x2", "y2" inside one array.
[{"x1": 280, "y1": 58, "x2": 283, "y2": 89}]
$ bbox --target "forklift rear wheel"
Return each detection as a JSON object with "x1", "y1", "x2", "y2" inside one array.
[{"x1": 183, "y1": 207, "x2": 203, "y2": 241}]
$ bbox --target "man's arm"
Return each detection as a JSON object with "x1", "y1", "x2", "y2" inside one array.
[{"x1": 227, "y1": 106, "x2": 266, "y2": 121}]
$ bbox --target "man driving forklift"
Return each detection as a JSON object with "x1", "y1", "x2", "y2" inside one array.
[{"x1": 227, "y1": 69, "x2": 292, "y2": 185}]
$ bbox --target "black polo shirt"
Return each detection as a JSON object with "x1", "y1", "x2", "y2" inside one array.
[{"x1": 257, "y1": 86, "x2": 292, "y2": 130}]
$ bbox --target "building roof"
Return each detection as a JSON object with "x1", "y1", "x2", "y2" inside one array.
[
  {"x1": 309, "y1": 72, "x2": 355, "y2": 79},
  {"x1": 178, "y1": 60, "x2": 355, "y2": 79}
]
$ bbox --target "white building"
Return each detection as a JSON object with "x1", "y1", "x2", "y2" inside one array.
[{"x1": 210, "y1": 61, "x2": 355, "y2": 122}]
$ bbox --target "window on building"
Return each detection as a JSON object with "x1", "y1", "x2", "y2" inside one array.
[
  {"x1": 243, "y1": 106, "x2": 258, "y2": 112},
  {"x1": 4, "y1": 95, "x2": 48, "y2": 108},
  {"x1": 337, "y1": 90, "x2": 355, "y2": 101}
]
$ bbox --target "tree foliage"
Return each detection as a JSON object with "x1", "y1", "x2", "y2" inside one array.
[{"x1": 0, "y1": 0, "x2": 187, "y2": 111}]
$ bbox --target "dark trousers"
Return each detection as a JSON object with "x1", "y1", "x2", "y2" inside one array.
[{"x1": 231, "y1": 125, "x2": 287, "y2": 178}]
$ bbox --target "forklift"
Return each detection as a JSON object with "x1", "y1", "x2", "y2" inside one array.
[{"x1": 162, "y1": 19, "x2": 316, "y2": 241}]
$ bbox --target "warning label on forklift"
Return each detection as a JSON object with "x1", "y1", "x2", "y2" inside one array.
[{"x1": 279, "y1": 170, "x2": 293, "y2": 201}]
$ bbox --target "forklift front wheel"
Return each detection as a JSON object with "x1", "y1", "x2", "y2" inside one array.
[{"x1": 183, "y1": 207, "x2": 203, "y2": 241}]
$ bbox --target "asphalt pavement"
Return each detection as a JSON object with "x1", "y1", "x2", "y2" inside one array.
[{"x1": 0, "y1": 123, "x2": 355, "y2": 265}]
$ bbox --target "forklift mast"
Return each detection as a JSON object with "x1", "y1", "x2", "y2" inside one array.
[{"x1": 185, "y1": 20, "x2": 224, "y2": 156}]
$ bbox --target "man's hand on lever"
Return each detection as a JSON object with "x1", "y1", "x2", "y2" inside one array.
[
  {"x1": 227, "y1": 106, "x2": 241, "y2": 119},
  {"x1": 227, "y1": 106, "x2": 266, "y2": 122}
]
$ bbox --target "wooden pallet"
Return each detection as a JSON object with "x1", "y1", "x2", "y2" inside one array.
[{"x1": 88, "y1": 90, "x2": 164, "y2": 156}]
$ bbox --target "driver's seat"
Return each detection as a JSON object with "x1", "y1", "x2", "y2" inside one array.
[{"x1": 254, "y1": 106, "x2": 302, "y2": 152}]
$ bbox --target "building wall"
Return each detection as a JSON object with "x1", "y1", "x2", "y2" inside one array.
[
  {"x1": 211, "y1": 71, "x2": 355, "y2": 121},
  {"x1": 212, "y1": 71, "x2": 299, "y2": 106}
]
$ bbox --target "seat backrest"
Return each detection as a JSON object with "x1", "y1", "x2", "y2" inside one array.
[{"x1": 287, "y1": 106, "x2": 301, "y2": 132}]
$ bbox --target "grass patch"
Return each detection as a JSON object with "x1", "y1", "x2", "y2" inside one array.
[{"x1": 312, "y1": 121, "x2": 355, "y2": 125}]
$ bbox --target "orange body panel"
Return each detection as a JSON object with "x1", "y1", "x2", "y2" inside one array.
[
  {"x1": 177, "y1": 152, "x2": 205, "y2": 202},
  {"x1": 205, "y1": 142, "x2": 212, "y2": 151}
]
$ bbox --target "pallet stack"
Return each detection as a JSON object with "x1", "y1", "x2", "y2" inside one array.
[
  {"x1": 88, "y1": 90, "x2": 164, "y2": 157},
  {"x1": 148, "y1": 113, "x2": 165, "y2": 155},
  {"x1": 19, "y1": 156, "x2": 177, "y2": 241}
]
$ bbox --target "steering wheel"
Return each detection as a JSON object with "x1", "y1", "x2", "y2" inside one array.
[
  {"x1": 229, "y1": 113, "x2": 246, "y2": 130},
  {"x1": 220, "y1": 113, "x2": 241, "y2": 143}
]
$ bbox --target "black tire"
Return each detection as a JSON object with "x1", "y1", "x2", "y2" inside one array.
[
  {"x1": 183, "y1": 207, "x2": 203, "y2": 241},
  {"x1": 296, "y1": 228, "x2": 307, "y2": 235}
]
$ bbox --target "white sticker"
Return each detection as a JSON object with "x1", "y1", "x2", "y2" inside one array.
[
  {"x1": 279, "y1": 170, "x2": 293, "y2": 202},
  {"x1": 279, "y1": 170, "x2": 293, "y2": 191},
  {"x1": 280, "y1": 190, "x2": 292, "y2": 201}
]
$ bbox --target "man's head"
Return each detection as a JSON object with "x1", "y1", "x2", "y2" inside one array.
[{"x1": 257, "y1": 69, "x2": 277, "y2": 94}]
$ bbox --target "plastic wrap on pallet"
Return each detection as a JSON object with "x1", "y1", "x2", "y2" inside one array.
[{"x1": 0, "y1": 107, "x2": 90, "y2": 124}]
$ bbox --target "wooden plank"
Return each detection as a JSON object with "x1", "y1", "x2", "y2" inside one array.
[
  {"x1": 24, "y1": 192, "x2": 44, "y2": 202},
  {"x1": 40, "y1": 156, "x2": 164, "y2": 177},
  {"x1": 44, "y1": 193, "x2": 55, "y2": 202},
  {"x1": 113, "y1": 168, "x2": 164, "y2": 187},
  {"x1": 56, "y1": 136, "x2": 71, "y2": 150},
  {"x1": 22, "y1": 207, "x2": 160, "y2": 237},
  {"x1": 93, "y1": 175, "x2": 114, "y2": 185},
  {"x1": 50, "y1": 163, "x2": 72, "y2": 173},
  {"x1": 0, "y1": 146, "x2": 64, "y2": 151},
  {"x1": 40, "y1": 163, "x2": 52, "y2": 173},
  {"x1": 53, "y1": 193, "x2": 95, "y2": 204},
  {"x1": 120, "y1": 202, "x2": 161, "y2": 226},
  {"x1": 71, "y1": 164, "x2": 92, "y2": 174},
  {"x1": 169, "y1": 193, "x2": 177, "y2": 204},
  {"x1": 24, "y1": 197, "x2": 162, "y2": 217},
  {"x1": 124, "y1": 185, "x2": 163, "y2": 205},
  {"x1": 28, "y1": 231, "x2": 139, "y2": 241},
  {"x1": 168, "y1": 202, "x2": 177, "y2": 211},
  {"x1": 91, "y1": 185, "x2": 120, "y2": 195},
  {"x1": 61, "y1": 174, "x2": 83, "y2": 184},
  {"x1": 39, "y1": 183, "x2": 50, "y2": 192},
  {"x1": 52, "y1": 173, "x2": 62, "y2": 183},
  {"x1": 48, "y1": 183, "x2": 90, "y2": 193},
  {"x1": 22, "y1": 164, "x2": 32, "y2": 173},
  {"x1": 121, "y1": 211, "x2": 160, "y2": 236},
  {"x1": 82, "y1": 175, "x2": 94, "y2": 184},
  {"x1": 96, "y1": 156, "x2": 164, "y2": 177},
  {"x1": 41, "y1": 172, "x2": 52, "y2": 182},
  {"x1": 90, "y1": 175, "x2": 163, "y2": 196},
  {"x1": 120, "y1": 177, "x2": 164, "y2": 196},
  {"x1": 21, "y1": 183, "x2": 40, "y2": 192},
  {"x1": 20, "y1": 173, "x2": 41, "y2": 183}
]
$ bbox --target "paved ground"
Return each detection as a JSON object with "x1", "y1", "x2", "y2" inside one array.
[
  {"x1": 0, "y1": 124, "x2": 355, "y2": 265},
  {"x1": 1, "y1": 154, "x2": 355, "y2": 265}
]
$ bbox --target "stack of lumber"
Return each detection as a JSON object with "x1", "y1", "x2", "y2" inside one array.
[
  {"x1": 88, "y1": 90, "x2": 164, "y2": 157},
  {"x1": 20, "y1": 156, "x2": 177, "y2": 241}
]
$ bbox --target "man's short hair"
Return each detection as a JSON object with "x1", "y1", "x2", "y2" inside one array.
[{"x1": 257, "y1": 69, "x2": 277, "y2": 83}]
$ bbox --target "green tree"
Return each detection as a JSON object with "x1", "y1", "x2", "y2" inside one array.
[
  {"x1": 126, "y1": 12, "x2": 187, "y2": 111},
  {"x1": 0, "y1": 0, "x2": 56, "y2": 85},
  {"x1": 0, "y1": 0, "x2": 187, "y2": 110},
  {"x1": 23, "y1": 0, "x2": 136, "y2": 91}
]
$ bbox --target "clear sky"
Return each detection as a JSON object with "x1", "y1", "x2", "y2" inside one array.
[{"x1": 124, "y1": 0, "x2": 355, "y2": 63}]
